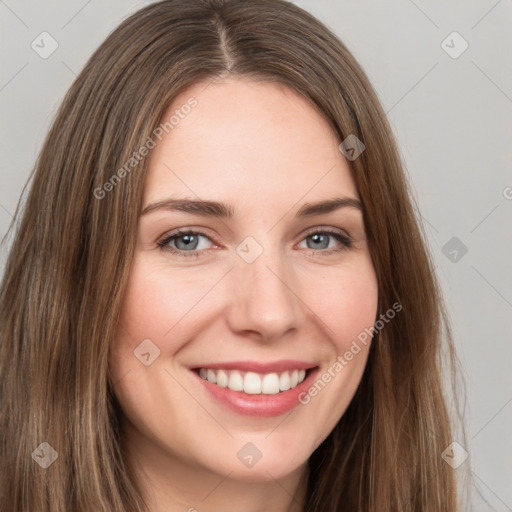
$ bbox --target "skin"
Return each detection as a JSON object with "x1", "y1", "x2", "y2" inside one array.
[{"x1": 110, "y1": 77, "x2": 378, "y2": 512}]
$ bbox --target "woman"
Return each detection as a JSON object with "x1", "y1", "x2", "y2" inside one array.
[{"x1": 0, "y1": 0, "x2": 465, "y2": 510}]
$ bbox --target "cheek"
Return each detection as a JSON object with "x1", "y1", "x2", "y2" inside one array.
[
  {"x1": 112, "y1": 260, "x2": 219, "y2": 359},
  {"x1": 303, "y1": 256, "x2": 378, "y2": 350},
  {"x1": 334, "y1": 272, "x2": 378, "y2": 348},
  {"x1": 117, "y1": 265, "x2": 194, "y2": 338},
  {"x1": 110, "y1": 262, "x2": 176, "y2": 384},
  {"x1": 293, "y1": 256, "x2": 377, "y2": 439},
  {"x1": 109, "y1": 262, "x2": 199, "y2": 446},
  {"x1": 109, "y1": 257, "x2": 234, "y2": 403}
]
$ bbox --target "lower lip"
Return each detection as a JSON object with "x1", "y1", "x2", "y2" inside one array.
[{"x1": 192, "y1": 368, "x2": 319, "y2": 417}]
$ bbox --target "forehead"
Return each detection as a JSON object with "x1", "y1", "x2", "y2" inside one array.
[{"x1": 143, "y1": 78, "x2": 358, "y2": 206}]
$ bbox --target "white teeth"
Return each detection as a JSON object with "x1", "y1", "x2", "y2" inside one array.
[
  {"x1": 279, "y1": 371, "x2": 291, "y2": 391},
  {"x1": 228, "y1": 371, "x2": 244, "y2": 391},
  {"x1": 244, "y1": 372, "x2": 261, "y2": 394},
  {"x1": 198, "y1": 368, "x2": 310, "y2": 394},
  {"x1": 261, "y1": 373, "x2": 280, "y2": 394},
  {"x1": 216, "y1": 369, "x2": 228, "y2": 388}
]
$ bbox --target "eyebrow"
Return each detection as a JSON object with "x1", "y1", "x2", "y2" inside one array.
[{"x1": 141, "y1": 196, "x2": 363, "y2": 218}]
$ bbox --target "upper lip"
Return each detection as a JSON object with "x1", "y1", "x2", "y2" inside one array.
[{"x1": 191, "y1": 360, "x2": 318, "y2": 373}]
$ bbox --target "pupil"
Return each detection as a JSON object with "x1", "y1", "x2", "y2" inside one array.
[
  {"x1": 177, "y1": 234, "x2": 197, "y2": 250},
  {"x1": 310, "y1": 234, "x2": 328, "y2": 249}
]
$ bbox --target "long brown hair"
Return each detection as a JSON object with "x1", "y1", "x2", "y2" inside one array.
[{"x1": 0, "y1": 1, "x2": 464, "y2": 510}]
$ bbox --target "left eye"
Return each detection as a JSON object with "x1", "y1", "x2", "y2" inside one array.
[
  {"x1": 157, "y1": 229, "x2": 352, "y2": 257},
  {"x1": 298, "y1": 231, "x2": 351, "y2": 251}
]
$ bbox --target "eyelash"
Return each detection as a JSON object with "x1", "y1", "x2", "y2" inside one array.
[{"x1": 157, "y1": 228, "x2": 353, "y2": 259}]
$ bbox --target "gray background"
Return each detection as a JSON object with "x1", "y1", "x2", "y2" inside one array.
[{"x1": 1, "y1": 0, "x2": 511, "y2": 509}]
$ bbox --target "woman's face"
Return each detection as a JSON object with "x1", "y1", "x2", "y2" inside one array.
[{"x1": 111, "y1": 78, "x2": 378, "y2": 487}]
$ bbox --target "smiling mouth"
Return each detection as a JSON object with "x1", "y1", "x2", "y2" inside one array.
[
  {"x1": 191, "y1": 362, "x2": 320, "y2": 417},
  {"x1": 194, "y1": 367, "x2": 312, "y2": 395}
]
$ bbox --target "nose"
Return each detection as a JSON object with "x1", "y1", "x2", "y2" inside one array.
[{"x1": 225, "y1": 246, "x2": 300, "y2": 342}]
